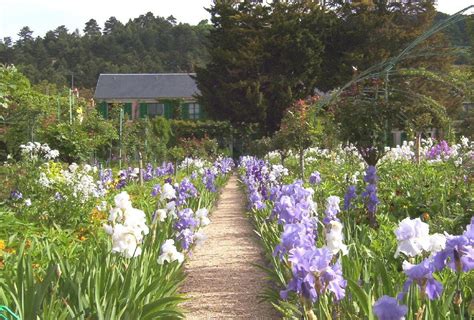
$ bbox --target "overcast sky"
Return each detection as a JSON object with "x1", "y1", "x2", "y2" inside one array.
[{"x1": 0, "y1": 0, "x2": 472, "y2": 40}]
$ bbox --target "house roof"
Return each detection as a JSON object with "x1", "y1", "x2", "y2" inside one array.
[{"x1": 94, "y1": 73, "x2": 199, "y2": 100}]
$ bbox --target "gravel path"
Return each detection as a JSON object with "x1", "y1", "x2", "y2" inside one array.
[{"x1": 180, "y1": 175, "x2": 280, "y2": 319}]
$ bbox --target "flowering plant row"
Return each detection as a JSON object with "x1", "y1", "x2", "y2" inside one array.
[
  {"x1": 238, "y1": 137, "x2": 472, "y2": 320},
  {"x1": 0, "y1": 143, "x2": 234, "y2": 318}
]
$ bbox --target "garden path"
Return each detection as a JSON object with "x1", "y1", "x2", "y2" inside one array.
[{"x1": 181, "y1": 174, "x2": 279, "y2": 319}]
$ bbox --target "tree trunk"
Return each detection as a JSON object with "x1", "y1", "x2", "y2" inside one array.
[
  {"x1": 415, "y1": 132, "x2": 422, "y2": 164},
  {"x1": 299, "y1": 149, "x2": 305, "y2": 182}
]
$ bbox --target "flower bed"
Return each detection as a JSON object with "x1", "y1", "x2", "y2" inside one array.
[
  {"x1": 0, "y1": 144, "x2": 234, "y2": 319},
  {"x1": 238, "y1": 138, "x2": 473, "y2": 319}
]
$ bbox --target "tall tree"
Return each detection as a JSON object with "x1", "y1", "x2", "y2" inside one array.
[
  {"x1": 196, "y1": 0, "x2": 330, "y2": 134},
  {"x1": 84, "y1": 19, "x2": 101, "y2": 37}
]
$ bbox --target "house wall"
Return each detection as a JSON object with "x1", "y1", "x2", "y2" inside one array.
[{"x1": 96, "y1": 99, "x2": 204, "y2": 121}]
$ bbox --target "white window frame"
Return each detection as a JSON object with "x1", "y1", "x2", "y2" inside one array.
[
  {"x1": 188, "y1": 103, "x2": 200, "y2": 120},
  {"x1": 147, "y1": 103, "x2": 165, "y2": 117}
]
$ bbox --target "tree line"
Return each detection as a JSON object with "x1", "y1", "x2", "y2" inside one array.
[
  {"x1": 0, "y1": 12, "x2": 211, "y2": 89},
  {"x1": 196, "y1": 0, "x2": 473, "y2": 134}
]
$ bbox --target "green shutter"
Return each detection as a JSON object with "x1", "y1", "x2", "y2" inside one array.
[
  {"x1": 181, "y1": 104, "x2": 189, "y2": 120},
  {"x1": 98, "y1": 102, "x2": 108, "y2": 119},
  {"x1": 401, "y1": 132, "x2": 408, "y2": 144},
  {"x1": 139, "y1": 103, "x2": 148, "y2": 118},
  {"x1": 200, "y1": 104, "x2": 207, "y2": 120},
  {"x1": 164, "y1": 103, "x2": 172, "y2": 119},
  {"x1": 388, "y1": 131, "x2": 395, "y2": 147},
  {"x1": 124, "y1": 103, "x2": 132, "y2": 118}
]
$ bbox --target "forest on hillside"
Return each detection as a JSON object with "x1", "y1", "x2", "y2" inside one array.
[
  {"x1": 0, "y1": 8, "x2": 471, "y2": 92},
  {"x1": 0, "y1": 13, "x2": 210, "y2": 90}
]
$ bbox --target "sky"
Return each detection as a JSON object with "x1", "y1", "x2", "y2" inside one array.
[{"x1": 0, "y1": 0, "x2": 472, "y2": 40}]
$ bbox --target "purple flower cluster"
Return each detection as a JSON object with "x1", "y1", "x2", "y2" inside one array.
[
  {"x1": 309, "y1": 171, "x2": 321, "y2": 185},
  {"x1": 10, "y1": 189, "x2": 23, "y2": 200},
  {"x1": 362, "y1": 166, "x2": 379, "y2": 214},
  {"x1": 272, "y1": 181, "x2": 316, "y2": 224},
  {"x1": 343, "y1": 185, "x2": 357, "y2": 211},
  {"x1": 213, "y1": 157, "x2": 235, "y2": 174},
  {"x1": 433, "y1": 217, "x2": 474, "y2": 273},
  {"x1": 155, "y1": 162, "x2": 174, "y2": 176},
  {"x1": 151, "y1": 184, "x2": 161, "y2": 197},
  {"x1": 386, "y1": 217, "x2": 473, "y2": 312},
  {"x1": 240, "y1": 157, "x2": 270, "y2": 210},
  {"x1": 274, "y1": 217, "x2": 316, "y2": 258},
  {"x1": 323, "y1": 196, "x2": 341, "y2": 225},
  {"x1": 174, "y1": 208, "x2": 199, "y2": 250},
  {"x1": 426, "y1": 140, "x2": 453, "y2": 160},
  {"x1": 239, "y1": 156, "x2": 347, "y2": 304},
  {"x1": 143, "y1": 163, "x2": 154, "y2": 181},
  {"x1": 202, "y1": 169, "x2": 217, "y2": 192},
  {"x1": 281, "y1": 247, "x2": 347, "y2": 302},
  {"x1": 176, "y1": 178, "x2": 198, "y2": 205}
]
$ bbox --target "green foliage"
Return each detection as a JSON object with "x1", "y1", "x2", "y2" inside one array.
[
  {"x1": 333, "y1": 92, "x2": 400, "y2": 165},
  {"x1": 196, "y1": 1, "x2": 328, "y2": 134},
  {"x1": 170, "y1": 120, "x2": 233, "y2": 147},
  {"x1": 41, "y1": 112, "x2": 117, "y2": 163},
  {"x1": 0, "y1": 13, "x2": 210, "y2": 88}
]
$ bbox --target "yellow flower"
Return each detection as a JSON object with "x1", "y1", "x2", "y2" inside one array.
[{"x1": 0, "y1": 240, "x2": 5, "y2": 251}]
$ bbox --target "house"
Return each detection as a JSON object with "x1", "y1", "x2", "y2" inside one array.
[{"x1": 94, "y1": 73, "x2": 204, "y2": 120}]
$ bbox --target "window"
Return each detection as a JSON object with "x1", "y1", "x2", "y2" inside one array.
[
  {"x1": 147, "y1": 103, "x2": 164, "y2": 117},
  {"x1": 188, "y1": 103, "x2": 200, "y2": 120}
]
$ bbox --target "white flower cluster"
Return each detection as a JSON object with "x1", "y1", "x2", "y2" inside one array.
[
  {"x1": 61, "y1": 163, "x2": 103, "y2": 201},
  {"x1": 103, "y1": 192, "x2": 150, "y2": 258},
  {"x1": 195, "y1": 208, "x2": 211, "y2": 227},
  {"x1": 157, "y1": 239, "x2": 184, "y2": 264},
  {"x1": 179, "y1": 157, "x2": 210, "y2": 174},
  {"x1": 268, "y1": 164, "x2": 289, "y2": 182},
  {"x1": 381, "y1": 141, "x2": 415, "y2": 162},
  {"x1": 394, "y1": 217, "x2": 446, "y2": 258},
  {"x1": 325, "y1": 220, "x2": 348, "y2": 255},
  {"x1": 20, "y1": 142, "x2": 59, "y2": 161}
]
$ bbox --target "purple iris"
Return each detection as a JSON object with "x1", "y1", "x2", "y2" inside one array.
[
  {"x1": 373, "y1": 295, "x2": 407, "y2": 320},
  {"x1": 362, "y1": 166, "x2": 379, "y2": 214},
  {"x1": 143, "y1": 163, "x2": 154, "y2": 181},
  {"x1": 274, "y1": 217, "x2": 316, "y2": 258},
  {"x1": 399, "y1": 259, "x2": 443, "y2": 300},
  {"x1": 272, "y1": 181, "x2": 315, "y2": 224},
  {"x1": 99, "y1": 168, "x2": 113, "y2": 186},
  {"x1": 155, "y1": 162, "x2": 174, "y2": 176},
  {"x1": 309, "y1": 172, "x2": 321, "y2": 185},
  {"x1": 176, "y1": 178, "x2": 198, "y2": 205},
  {"x1": 202, "y1": 169, "x2": 217, "y2": 192},
  {"x1": 281, "y1": 247, "x2": 346, "y2": 302},
  {"x1": 249, "y1": 191, "x2": 266, "y2": 210},
  {"x1": 343, "y1": 185, "x2": 357, "y2": 211},
  {"x1": 363, "y1": 165, "x2": 378, "y2": 184},
  {"x1": 174, "y1": 208, "x2": 199, "y2": 232},
  {"x1": 214, "y1": 157, "x2": 235, "y2": 174},
  {"x1": 177, "y1": 228, "x2": 194, "y2": 250},
  {"x1": 10, "y1": 190, "x2": 23, "y2": 200},
  {"x1": 426, "y1": 140, "x2": 453, "y2": 160},
  {"x1": 151, "y1": 184, "x2": 161, "y2": 197},
  {"x1": 323, "y1": 196, "x2": 341, "y2": 224},
  {"x1": 433, "y1": 218, "x2": 474, "y2": 273}
]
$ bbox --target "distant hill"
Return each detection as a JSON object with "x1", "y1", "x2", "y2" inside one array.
[
  {"x1": 0, "y1": 12, "x2": 211, "y2": 89},
  {"x1": 0, "y1": 11, "x2": 470, "y2": 90}
]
